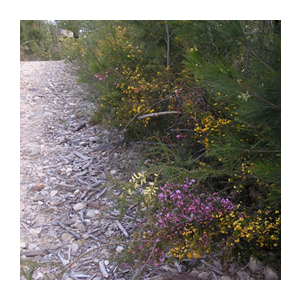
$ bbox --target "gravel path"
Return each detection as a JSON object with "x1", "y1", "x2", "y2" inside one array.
[{"x1": 20, "y1": 61, "x2": 140, "y2": 280}]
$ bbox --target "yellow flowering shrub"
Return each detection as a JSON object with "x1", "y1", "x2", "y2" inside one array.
[{"x1": 231, "y1": 208, "x2": 281, "y2": 251}]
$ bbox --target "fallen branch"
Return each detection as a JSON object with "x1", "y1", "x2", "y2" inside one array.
[{"x1": 138, "y1": 111, "x2": 182, "y2": 120}]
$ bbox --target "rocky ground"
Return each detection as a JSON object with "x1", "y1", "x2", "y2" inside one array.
[{"x1": 20, "y1": 60, "x2": 280, "y2": 280}]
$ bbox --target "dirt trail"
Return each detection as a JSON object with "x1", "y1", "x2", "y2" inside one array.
[{"x1": 20, "y1": 61, "x2": 139, "y2": 280}]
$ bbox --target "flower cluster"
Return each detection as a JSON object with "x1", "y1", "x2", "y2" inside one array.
[
  {"x1": 118, "y1": 173, "x2": 281, "y2": 271},
  {"x1": 231, "y1": 208, "x2": 281, "y2": 251},
  {"x1": 194, "y1": 115, "x2": 232, "y2": 148},
  {"x1": 154, "y1": 178, "x2": 236, "y2": 259},
  {"x1": 128, "y1": 172, "x2": 158, "y2": 208}
]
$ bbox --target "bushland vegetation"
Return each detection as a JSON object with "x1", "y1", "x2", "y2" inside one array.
[{"x1": 22, "y1": 20, "x2": 281, "y2": 271}]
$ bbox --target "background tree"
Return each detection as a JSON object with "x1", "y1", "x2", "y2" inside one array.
[
  {"x1": 20, "y1": 20, "x2": 56, "y2": 60},
  {"x1": 185, "y1": 20, "x2": 281, "y2": 209}
]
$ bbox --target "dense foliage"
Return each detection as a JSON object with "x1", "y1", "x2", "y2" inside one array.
[
  {"x1": 20, "y1": 20, "x2": 77, "y2": 61},
  {"x1": 29, "y1": 20, "x2": 281, "y2": 270},
  {"x1": 21, "y1": 21, "x2": 54, "y2": 60}
]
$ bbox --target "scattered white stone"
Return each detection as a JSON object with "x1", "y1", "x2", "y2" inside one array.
[
  {"x1": 82, "y1": 233, "x2": 90, "y2": 240},
  {"x1": 47, "y1": 230, "x2": 58, "y2": 239},
  {"x1": 74, "y1": 189, "x2": 80, "y2": 195},
  {"x1": 43, "y1": 111, "x2": 53, "y2": 117},
  {"x1": 89, "y1": 136, "x2": 100, "y2": 142},
  {"x1": 66, "y1": 168, "x2": 72, "y2": 174},
  {"x1": 50, "y1": 190, "x2": 58, "y2": 197},
  {"x1": 28, "y1": 243, "x2": 38, "y2": 250},
  {"x1": 93, "y1": 220, "x2": 100, "y2": 227},
  {"x1": 73, "y1": 202, "x2": 86, "y2": 211},
  {"x1": 70, "y1": 242, "x2": 79, "y2": 254},
  {"x1": 116, "y1": 245, "x2": 124, "y2": 254},
  {"x1": 248, "y1": 256, "x2": 264, "y2": 273},
  {"x1": 221, "y1": 275, "x2": 232, "y2": 280},
  {"x1": 263, "y1": 266, "x2": 278, "y2": 280},
  {"x1": 236, "y1": 270, "x2": 250, "y2": 280},
  {"x1": 61, "y1": 233, "x2": 73, "y2": 242},
  {"x1": 189, "y1": 270, "x2": 200, "y2": 277},
  {"x1": 110, "y1": 170, "x2": 117, "y2": 175},
  {"x1": 105, "y1": 228, "x2": 114, "y2": 238},
  {"x1": 20, "y1": 243, "x2": 26, "y2": 249},
  {"x1": 29, "y1": 228, "x2": 42, "y2": 236},
  {"x1": 33, "y1": 272, "x2": 44, "y2": 280},
  {"x1": 100, "y1": 249, "x2": 110, "y2": 258},
  {"x1": 197, "y1": 272, "x2": 210, "y2": 280},
  {"x1": 85, "y1": 210, "x2": 95, "y2": 218}
]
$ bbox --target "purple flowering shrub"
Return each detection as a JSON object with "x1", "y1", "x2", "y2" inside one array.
[
  {"x1": 118, "y1": 177, "x2": 238, "y2": 272},
  {"x1": 151, "y1": 178, "x2": 236, "y2": 259},
  {"x1": 156, "y1": 178, "x2": 235, "y2": 230},
  {"x1": 116, "y1": 176, "x2": 280, "y2": 277}
]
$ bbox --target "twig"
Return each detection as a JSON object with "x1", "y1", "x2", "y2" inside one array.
[
  {"x1": 246, "y1": 41, "x2": 275, "y2": 73},
  {"x1": 58, "y1": 250, "x2": 69, "y2": 266},
  {"x1": 200, "y1": 259, "x2": 224, "y2": 276},
  {"x1": 115, "y1": 220, "x2": 129, "y2": 238},
  {"x1": 136, "y1": 241, "x2": 158, "y2": 279},
  {"x1": 74, "y1": 151, "x2": 89, "y2": 161},
  {"x1": 138, "y1": 111, "x2": 182, "y2": 120},
  {"x1": 56, "y1": 220, "x2": 81, "y2": 240},
  {"x1": 74, "y1": 169, "x2": 88, "y2": 177},
  {"x1": 73, "y1": 123, "x2": 86, "y2": 132},
  {"x1": 20, "y1": 221, "x2": 30, "y2": 232},
  {"x1": 99, "y1": 260, "x2": 109, "y2": 278},
  {"x1": 89, "y1": 274, "x2": 98, "y2": 280},
  {"x1": 82, "y1": 158, "x2": 94, "y2": 171},
  {"x1": 174, "y1": 261, "x2": 182, "y2": 273},
  {"x1": 212, "y1": 271, "x2": 218, "y2": 280}
]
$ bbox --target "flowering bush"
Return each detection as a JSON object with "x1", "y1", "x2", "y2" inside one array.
[
  {"x1": 229, "y1": 208, "x2": 281, "y2": 257},
  {"x1": 68, "y1": 21, "x2": 280, "y2": 272},
  {"x1": 117, "y1": 175, "x2": 280, "y2": 272},
  {"x1": 153, "y1": 178, "x2": 237, "y2": 259}
]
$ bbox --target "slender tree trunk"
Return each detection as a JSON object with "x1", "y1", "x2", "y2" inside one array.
[
  {"x1": 165, "y1": 20, "x2": 170, "y2": 69},
  {"x1": 165, "y1": 20, "x2": 171, "y2": 86}
]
